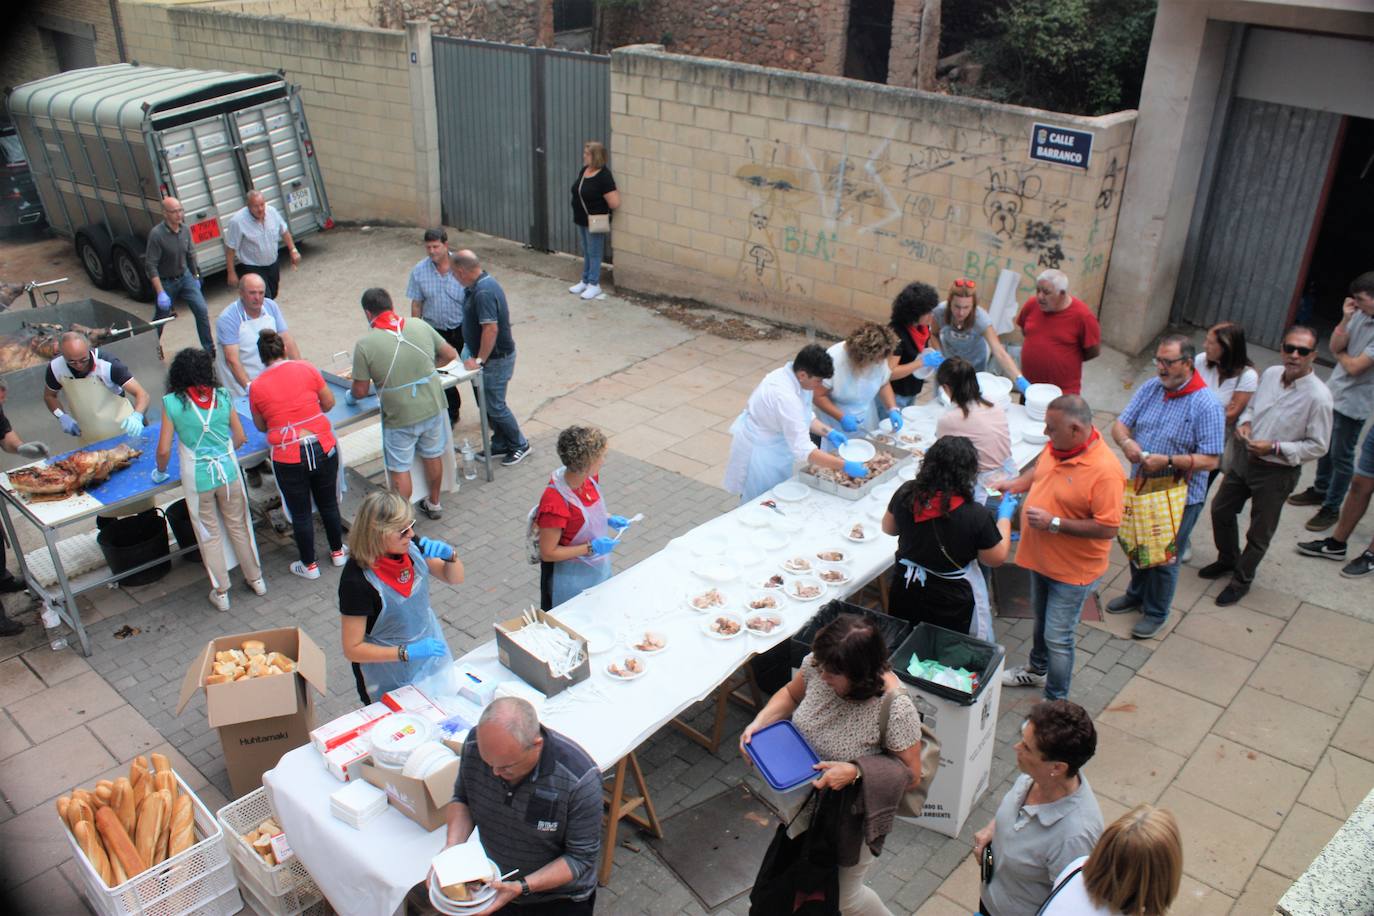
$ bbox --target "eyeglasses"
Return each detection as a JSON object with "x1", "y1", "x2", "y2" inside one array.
[
  {"x1": 953, "y1": 278, "x2": 976, "y2": 290},
  {"x1": 1282, "y1": 344, "x2": 1315, "y2": 356},
  {"x1": 1153, "y1": 356, "x2": 1187, "y2": 367},
  {"x1": 396, "y1": 521, "x2": 415, "y2": 539},
  {"x1": 68, "y1": 354, "x2": 94, "y2": 368}
]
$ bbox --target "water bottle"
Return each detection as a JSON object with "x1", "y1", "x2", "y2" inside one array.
[
  {"x1": 461, "y1": 439, "x2": 477, "y2": 481},
  {"x1": 41, "y1": 602, "x2": 67, "y2": 651}
]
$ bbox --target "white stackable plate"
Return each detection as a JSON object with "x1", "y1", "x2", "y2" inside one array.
[
  {"x1": 772, "y1": 481, "x2": 810, "y2": 502},
  {"x1": 702, "y1": 613, "x2": 746, "y2": 640},
  {"x1": 787, "y1": 575, "x2": 826, "y2": 602}
]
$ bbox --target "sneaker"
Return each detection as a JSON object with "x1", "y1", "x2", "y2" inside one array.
[
  {"x1": 580, "y1": 284, "x2": 602, "y2": 300},
  {"x1": 0, "y1": 614, "x2": 23, "y2": 637},
  {"x1": 331, "y1": 546, "x2": 350, "y2": 567},
  {"x1": 420, "y1": 499, "x2": 443, "y2": 520},
  {"x1": 474, "y1": 449, "x2": 508, "y2": 462},
  {"x1": 1216, "y1": 582, "x2": 1248, "y2": 606},
  {"x1": 1105, "y1": 594, "x2": 1142, "y2": 614},
  {"x1": 1131, "y1": 617, "x2": 1167, "y2": 639},
  {"x1": 1287, "y1": 486, "x2": 1324, "y2": 507},
  {"x1": 1297, "y1": 538, "x2": 1347, "y2": 560},
  {"x1": 569, "y1": 282, "x2": 588, "y2": 294},
  {"x1": 1001, "y1": 665, "x2": 1047, "y2": 688},
  {"x1": 1197, "y1": 560, "x2": 1233, "y2": 580},
  {"x1": 209, "y1": 589, "x2": 230, "y2": 611},
  {"x1": 1341, "y1": 551, "x2": 1374, "y2": 579},
  {"x1": 1305, "y1": 507, "x2": 1341, "y2": 532},
  {"x1": 290, "y1": 561, "x2": 320, "y2": 580},
  {"x1": 501, "y1": 445, "x2": 532, "y2": 467},
  {"x1": 247, "y1": 577, "x2": 268, "y2": 596},
  {"x1": 0, "y1": 577, "x2": 27, "y2": 594}
]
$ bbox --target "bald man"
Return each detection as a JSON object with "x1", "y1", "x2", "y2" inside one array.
[
  {"x1": 223, "y1": 190, "x2": 299, "y2": 298},
  {"x1": 43, "y1": 332, "x2": 151, "y2": 444},
  {"x1": 146, "y1": 196, "x2": 214, "y2": 352}
]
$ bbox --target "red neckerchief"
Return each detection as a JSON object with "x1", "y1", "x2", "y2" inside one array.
[
  {"x1": 372, "y1": 552, "x2": 415, "y2": 598},
  {"x1": 1163, "y1": 371, "x2": 1207, "y2": 400},
  {"x1": 187, "y1": 386, "x2": 215, "y2": 409},
  {"x1": 370, "y1": 311, "x2": 405, "y2": 333},
  {"x1": 906, "y1": 323, "x2": 931, "y2": 352},
  {"x1": 1050, "y1": 427, "x2": 1100, "y2": 462},
  {"x1": 913, "y1": 492, "x2": 965, "y2": 523}
]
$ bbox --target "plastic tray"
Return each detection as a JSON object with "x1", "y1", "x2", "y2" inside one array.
[
  {"x1": 789, "y1": 600, "x2": 913, "y2": 669},
  {"x1": 798, "y1": 438, "x2": 912, "y2": 501},
  {"x1": 891, "y1": 623, "x2": 1005, "y2": 706},
  {"x1": 217, "y1": 788, "x2": 318, "y2": 899},
  {"x1": 745, "y1": 721, "x2": 821, "y2": 792}
]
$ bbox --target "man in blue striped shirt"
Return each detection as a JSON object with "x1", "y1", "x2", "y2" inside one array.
[
  {"x1": 1108, "y1": 335, "x2": 1225, "y2": 638},
  {"x1": 407, "y1": 228, "x2": 465, "y2": 426}
]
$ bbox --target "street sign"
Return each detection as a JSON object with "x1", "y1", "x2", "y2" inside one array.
[{"x1": 1029, "y1": 122, "x2": 1094, "y2": 170}]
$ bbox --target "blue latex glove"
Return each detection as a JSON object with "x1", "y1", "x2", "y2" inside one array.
[
  {"x1": 842, "y1": 460, "x2": 869, "y2": 478},
  {"x1": 1014, "y1": 376, "x2": 1030, "y2": 395},
  {"x1": 997, "y1": 494, "x2": 1021, "y2": 521},
  {"x1": 121, "y1": 412, "x2": 145, "y2": 437},
  {"x1": 405, "y1": 637, "x2": 447, "y2": 661},
  {"x1": 150, "y1": 469, "x2": 171, "y2": 484},
  {"x1": 589, "y1": 536, "x2": 617, "y2": 556},
  {"x1": 344, "y1": 389, "x2": 358, "y2": 406},
  {"x1": 58, "y1": 414, "x2": 81, "y2": 437},
  {"x1": 607, "y1": 515, "x2": 631, "y2": 530},
  {"x1": 920, "y1": 349, "x2": 945, "y2": 369},
  {"x1": 825, "y1": 429, "x2": 848, "y2": 449},
  {"x1": 840, "y1": 413, "x2": 861, "y2": 433},
  {"x1": 888, "y1": 409, "x2": 904, "y2": 432},
  {"x1": 417, "y1": 536, "x2": 454, "y2": 561},
  {"x1": 156, "y1": 290, "x2": 171, "y2": 310}
]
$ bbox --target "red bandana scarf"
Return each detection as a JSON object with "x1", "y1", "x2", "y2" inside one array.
[
  {"x1": 187, "y1": 386, "x2": 215, "y2": 410},
  {"x1": 1050, "y1": 427, "x2": 1100, "y2": 462},
  {"x1": 370, "y1": 311, "x2": 405, "y2": 333},
  {"x1": 372, "y1": 552, "x2": 416, "y2": 598},
  {"x1": 906, "y1": 323, "x2": 931, "y2": 353},
  {"x1": 1163, "y1": 371, "x2": 1207, "y2": 400},
  {"x1": 913, "y1": 492, "x2": 965, "y2": 523}
]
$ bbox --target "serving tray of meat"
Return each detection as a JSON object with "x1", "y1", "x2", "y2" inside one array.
[
  {"x1": 799, "y1": 438, "x2": 912, "y2": 500},
  {"x1": 6, "y1": 444, "x2": 141, "y2": 502}
]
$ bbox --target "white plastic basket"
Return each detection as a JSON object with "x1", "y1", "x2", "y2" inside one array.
[
  {"x1": 216, "y1": 788, "x2": 319, "y2": 900},
  {"x1": 64, "y1": 772, "x2": 241, "y2": 916},
  {"x1": 234, "y1": 861, "x2": 328, "y2": 916}
]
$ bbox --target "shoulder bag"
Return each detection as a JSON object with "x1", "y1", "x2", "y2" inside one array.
[
  {"x1": 577, "y1": 172, "x2": 611, "y2": 234},
  {"x1": 748, "y1": 789, "x2": 840, "y2": 916},
  {"x1": 878, "y1": 690, "x2": 941, "y2": 818}
]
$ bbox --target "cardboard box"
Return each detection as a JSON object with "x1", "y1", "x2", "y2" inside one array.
[
  {"x1": 311, "y1": 703, "x2": 391, "y2": 753},
  {"x1": 493, "y1": 611, "x2": 589, "y2": 697},
  {"x1": 324, "y1": 733, "x2": 380, "y2": 782},
  {"x1": 177, "y1": 627, "x2": 327, "y2": 796},
  {"x1": 382, "y1": 685, "x2": 449, "y2": 725},
  {"x1": 361, "y1": 755, "x2": 461, "y2": 832}
]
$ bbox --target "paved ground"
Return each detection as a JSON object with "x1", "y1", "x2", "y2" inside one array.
[{"x1": 0, "y1": 228, "x2": 1372, "y2": 914}]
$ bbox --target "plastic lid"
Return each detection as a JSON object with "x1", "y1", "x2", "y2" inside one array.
[
  {"x1": 745, "y1": 721, "x2": 821, "y2": 792},
  {"x1": 370, "y1": 713, "x2": 434, "y2": 761}
]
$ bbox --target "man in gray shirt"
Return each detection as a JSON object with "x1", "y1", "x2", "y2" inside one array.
[
  {"x1": 145, "y1": 196, "x2": 213, "y2": 352},
  {"x1": 445, "y1": 698, "x2": 600, "y2": 912}
]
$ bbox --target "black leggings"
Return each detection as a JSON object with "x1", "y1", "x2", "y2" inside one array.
[{"x1": 273, "y1": 441, "x2": 344, "y2": 566}]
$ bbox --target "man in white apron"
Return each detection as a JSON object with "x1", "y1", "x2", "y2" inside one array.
[
  {"x1": 43, "y1": 333, "x2": 151, "y2": 447},
  {"x1": 350, "y1": 288, "x2": 458, "y2": 517},
  {"x1": 724, "y1": 344, "x2": 871, "y2": 503}
]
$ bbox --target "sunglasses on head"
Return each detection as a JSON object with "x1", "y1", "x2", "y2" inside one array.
[
  {"x1": 953, "y1": 278, "x2": 976, "y2": 290},
  {"x1": 1282, "y1": 344, "x2": 1314, "y2": 356}
]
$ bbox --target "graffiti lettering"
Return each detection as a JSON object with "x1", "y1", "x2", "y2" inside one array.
[
  {"x1": 900, "y1": 238, "x2": 957, "y2": 269},
  {"x1": 783, "y1": 226, "x2": 837, "y2": 261},
  {"x1": 902, "y1": 147, "x2": 956, "y2": 184},
  {"x1": 903, "y1": 194, "x2": 960, "y2": 222},
  {"x1": 1081, "y1": 252, "x2": 1105, "y2": 275},
  {"x1": 1096, "y1": 156, "x2": 1120, "y2": 211}
]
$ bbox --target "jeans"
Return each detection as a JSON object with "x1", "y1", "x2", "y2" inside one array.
[
  {"x1": 273, "y1": 442, "x2": 344, "y2": 567},
  {"x1": 1314, "y1": 410, "x2": 1369, "y2": 512},
  {"x1": 435, "y1": 326, "x2": 464, "y2": 425},
  {"x1": 1212, "y1": 450, "x2": 1302, "y2": 586},
  {"x1": 156, "y1": 269, "x2": 214, "y2": 351},
  {"x1": 578, "y1": 224, "x2": 606, "y2": 285},
  {"x1": 481, "y1": 352, "x2": 527, "y2": 454},
  {"x1": 1124, "y1": 501, "x2": 1203, "y2": 622},
  {"x1": 1027, "y1": 570, "x2": 1096, "y2": 700}
]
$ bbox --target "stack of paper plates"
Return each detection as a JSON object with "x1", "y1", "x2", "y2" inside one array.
[{"x1": 330, "y1": 779, "x2": 388, "y2": 829}]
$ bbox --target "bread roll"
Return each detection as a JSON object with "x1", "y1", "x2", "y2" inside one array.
[
  {"x1": 248, "y1": 661, "x2": 271, "y2": 679},
  {"x1": 134, "y1": 791, "x2": 165, "y2": 865},
  {"x1": 113, "y1": 777, "x2": 137, "y2": 836},
  {"x1": 95, "y1": 805, "x2": 146, "y2": 879},
  {"x1": 212, "y1": 661, "x2": 239, "y2": 676},
  {"x1": 252, "y1": 832, "x2": 276, "y2": 865},
  {"x1": 242, "y1": 639, "x2": 266, "y2": 656},
  {"x1": 258, "y1": 818, "x2": 281, "y2": 835},
  {"x1": 152, "y1": 788, "x2": 173, "y2": 864},
  {"x1": 74, "y1": 820, "x2": 114, "y2": 887},
  {"x1": 168, "y1": 795, "x2": 195, "y2": 857},
  {"x1": 214, "y1": 650, "x2": 238, "y2": 664},
  {"x1": 206, "y1": 673, "x2": 233, "y2": 685}
]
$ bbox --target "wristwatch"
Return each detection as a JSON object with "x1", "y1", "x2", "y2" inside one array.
[
  {"x1": 1139, "y1": 450, "x2": 1151, "y2": 462},
  {"x1": 1049, "y1": 516, "x2": 1062, "y2": 534},
  {"x1": 519, "y1": 878, "x2": 531, "y2": 897}
]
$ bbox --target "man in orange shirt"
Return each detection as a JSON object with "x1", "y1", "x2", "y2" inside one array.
[{"x1": 991, "y1": 395, "x2": 1124, "y2": 699}]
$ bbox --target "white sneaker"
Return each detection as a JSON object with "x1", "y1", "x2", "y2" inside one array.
[
  {"x1": 569, "y1": 282, "x2": 587, "y2": 294},
  {"x1": 208, "y1": 589, "x2": 230, "y2": 612},
  {"x1": 580, "y1": 284, "x2": 602, "y2": 300},
  {"x1": 330, "y1": 546, "x2": 350, "y2": 567},
  {"x1": 1001, "y1": 665, "x2": 1047, "y2": 688},
  {"x1": 247, "y1": 577, "x2": 268, "y2": 596},
  {"x1": 290, "y1": 561, "x2": 321, "y2": 580}
]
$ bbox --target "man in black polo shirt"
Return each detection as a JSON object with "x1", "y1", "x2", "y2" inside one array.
[{"x1": 445, "y1": 698, "x2": 600, "y2": 913}]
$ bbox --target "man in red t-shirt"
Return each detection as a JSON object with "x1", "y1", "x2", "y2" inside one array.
[{"x1": 1015, "y1": 268, "x2": 1102, "y2": 396}]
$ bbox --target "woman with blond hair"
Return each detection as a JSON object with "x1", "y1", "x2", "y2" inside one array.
[
  {"x1": 338, "y1": 491, "x2": 463, "y2": 703},
  {"x1": 568, "y1": 140, "x2": 620, "y2": 301},
  {"x1": 1037, "y1": 804, "x2": 1183, "y2": 916},
  {"x1": 814, "y1": 322, "x2": 904, "y2": 437}
]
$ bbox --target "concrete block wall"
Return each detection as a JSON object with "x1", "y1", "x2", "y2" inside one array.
[
  {"x1": 118, "y1": 1, "x2": 424, "y2": 225},
  {"x1": 609, "y1": 46, "x2": 1136, "y2": 337},
  {"x1": 1, "y1": 0, "x2": 124, "y2": 89},
  {"x1": 198, "y1": 0, "x2": 381, "y2": 28}
]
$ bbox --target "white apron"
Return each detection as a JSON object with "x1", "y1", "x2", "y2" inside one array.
[
  {"x1": 897, "y1": 555, "x2": 995, "y2": 643},
  {"x1": 374, "y1": 323, "x2": 457, "y2": 503},
  {"x1": 546, "y1": 468, "x2": 613, "y2": 607},
  {"x1": 174, "y1": 393, "x2": 260, "y2": 590},
  {"x1": 63, "y1": 374, "x2": 134, "y2": 446},
  {"x1": 216, "y1": 302, "x2": 277, "y2": 398},
  {"x1": 725, "y1": 411, "x2": 798, "y2": 503},
  {"x1": 255, "y1": 359, "x2": 346, "y2": 523},
  {"x1": 817, "y1": 359, "x2": 888, "y2": 446}
]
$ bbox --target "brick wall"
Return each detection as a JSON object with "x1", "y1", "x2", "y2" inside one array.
[
  {"x1": 383, "y1": 0, "x2": 552, "y2": 45},
  {"x1": 199, "y1": 0, "x2": 381, "y2": 28},
  {"x1": 609, "y1": 46, "x2": 1136, "y2": 337},
  {"x1": 1, "y1": 0, "x2": 124, "y2": 89},
  {"x1": 118, "y1": 1, "x2": 425, "y2": 225}
]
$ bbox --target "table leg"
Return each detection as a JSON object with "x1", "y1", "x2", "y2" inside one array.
[
  {"x1": 670, "y1": 665, "x2": 760, "y2": 753},
  {"x1": 598, "y1": 751, "x2": 662, "y2": 886},
  {"x1": 470, "y1": 372, "x2": 494, "y2": 482},
  {"x1": 0, "y1": 499, "x2": 32, "y2": 591},
  {"x1": 41, "y1": 524, "x2": 90, "y2": 656}
]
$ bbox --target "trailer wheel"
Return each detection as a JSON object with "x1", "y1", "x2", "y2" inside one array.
[
  {"x1": 75, "y1": 230, "x2": 117, "y2": 290},
  {"x1": 111, "y1": 242, "x2": 153, "y2": 302}
]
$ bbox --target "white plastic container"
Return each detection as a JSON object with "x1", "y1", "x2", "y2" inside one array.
[{"x1": 216, "y1": 787, "x2": 321, "y2": 900}]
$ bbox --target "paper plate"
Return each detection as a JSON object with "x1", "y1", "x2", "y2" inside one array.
[
  {"x1": 628, "y1": 630, "x2": 668, "y2": 654},
  {"x1": 901, "y1": 405, "x2": 924, "y2": 423},
  {"x1": 781, "y1": 556, "x2": 814, "y2": 574},
  {"x1": 772, "y1": 480, "x2": 809, "y2": 502},
  {"x1": 842, "y1": 522, "x2": 870, "y2": 543},
  {"x1": 815, "y1": 564, "x2": 852, "y2": 586},
  {"x1": 837, "y1": 439, "x2": 876, "y2": 463},
  {"x1": 694, "y1": 561, "x2": 738, "y2": 583},
  {"x1": 815, "y1": 548, "x2": 850, "y2": 564},
  {"x1": 582, "y1": 626, "x2": 614, "y2": 654},
  {"x1": 757, "y1": 530, "x2": 789, "y2": 551},
  {"x1": 606, "y1": 654, "x2": 647, "y2": 681},
  {"x1": 686, "y1": 587, "x2": 730, "y2": 613},
  {"x1": 743, "y1": 591, "x2": 785, "y2": 614},
  {"x1": 702, "y1": 613, "x2": 745, "y2": 639},
  {"x1": 744, "y1": 612, "x2": 785, "y2": 637},
  {"x1": 898, "y1": 464, "x2": 917, "y2": 481},
  {"x1": 787, "y1": 576, "x2": 826, "y2": 602},
  {"x1": 739, "y1": 505, "x2": 773, "y2": 528}
]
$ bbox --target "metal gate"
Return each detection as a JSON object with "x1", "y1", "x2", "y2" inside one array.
[
  {"x1": 1173, "y1": 98, "x2": 1342, "y2": 349},
  {"x1": 432, "y1": 37, "x2": 610, "y2": 256}
]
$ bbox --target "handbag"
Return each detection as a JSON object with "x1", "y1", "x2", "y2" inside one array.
[
  {"x1": 578, "y1": 173, "x2": 611, "y2": 234},
  {"x1": 749, "y1": 790, "x2": 840, "y2": 915},
  {"x1": 878, "y1": 690, "x2": 941, "y2": 818},
  {"x1": 1117, "y1": 472, "x2": 1188, "y2": 569}
]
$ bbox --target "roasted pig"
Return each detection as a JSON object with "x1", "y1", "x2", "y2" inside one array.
[{"x1": 7, "y1": 444, "x2": 141, "y2": 501}]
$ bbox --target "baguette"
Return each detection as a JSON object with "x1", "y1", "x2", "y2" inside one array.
[
  {"x1": 74, "y1": 820, "x2": 114, "y2": 887},
  {"x1": 56, "y1": 795, "x2": 71, "y2": 823},
  {"x1": 131, "y1": 771, "x2": 151, "y2": 810},
  {"x1": 67, "y1": 797, "x2": 95, "y2": 832},
  {"x1": 152, "y1": 788, "x2": 173, "y2": 864},
  {"x1": 168, "y1": 795, "x2": 195, "y2": 857},
  {"x1": 154, "y1": 770, "x2": 177, "y2": 801},
  {"x1": 134, "y1": 791, "x2": 165, "y2": 866},
  {"x1": 71, "y1": 788, "x2": 95, "y2": 812},
  {"x1": 94, "y1": 784, "x2": 113, "y2": 807},
  {"x1": 110, "y1": 854, "x2": 127, "y2": 886},
  {"x1": 113, "y1": 777, "x2": 137, "y2": 836},
  {"x1": 129, "y1": 758, "x2": 150, "y2": 792},
  {"x1": 95, "y1": 805, "x2": 146, "y2": 879},
  {"x1": 150, "y1": 752, "x2": 170, "y2": 774}
]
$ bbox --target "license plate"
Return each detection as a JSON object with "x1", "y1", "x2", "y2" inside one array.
[
  {"x1": 287, "y1": 188, "x2": 313, "y2": 213},
  {"x1": 190, "y1": 217, "x2": 221, "y2": 244}
]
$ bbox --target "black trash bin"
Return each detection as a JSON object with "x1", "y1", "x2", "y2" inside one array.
[
  {"x1": 96, "y1": 508, "x2": 171, "y2": 586},
  {"x1": 163, "y1": 499, "x2": 201, "y2": 563},
  {"x1": 789, "y1": 600, "x2": 913, "y2": 669},
  {"x1": 890, "y1": 623, "x2": 1004, "y2": 706}
]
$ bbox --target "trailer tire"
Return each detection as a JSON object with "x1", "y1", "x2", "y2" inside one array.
[
  {"x1": 111, "y1": 241, "x2": 153, "y2": 302},
  {"x1": 75, "y1": 228, "x2": 117, "y2": 290}
]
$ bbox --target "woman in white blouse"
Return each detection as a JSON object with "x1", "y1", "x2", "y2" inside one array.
[
  {"x1": 1193, "y1": 322, "x2": 1258, "y2": 492},
  {"x1": 1038, "y1": 804, "x2": 1182, "y2": 916}
]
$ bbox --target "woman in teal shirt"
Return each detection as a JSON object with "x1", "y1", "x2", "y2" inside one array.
[{"x1": 154, "y1": 347, "x2": 266, "y2": 611}]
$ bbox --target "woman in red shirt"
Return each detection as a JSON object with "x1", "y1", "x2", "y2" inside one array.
[
  {"x1": 249, "y1": 330, "x2": 346, "y2": 579},
  {"x1": 537, "y1": 425, "x2": 631, "y2": 609}
]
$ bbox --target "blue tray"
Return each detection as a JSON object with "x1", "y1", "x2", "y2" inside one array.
[{"x1": 745, "y1": 721, "x2": 820, "y2": 792}]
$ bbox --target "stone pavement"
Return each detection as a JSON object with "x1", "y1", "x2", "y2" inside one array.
[{"x1": 1, "y1": 248, "x2": 1373, "y2": 914}]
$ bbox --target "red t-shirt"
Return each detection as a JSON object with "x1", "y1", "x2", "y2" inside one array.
[
  {"x1": 248, "y1": 360, "x2": 337, "y2": 464},
  {"x1": 1015, "y1": 296, "x2": 1101, "y2": 395},
  {"x1": 536, "y1": 474, "x2": 601, "y2": 546}
]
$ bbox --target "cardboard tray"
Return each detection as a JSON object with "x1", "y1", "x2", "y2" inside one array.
[
  {"x1": 494, "y1": 610, "x2": 589, "y2": 697},
  {"x1": 798, "y1": 438, "x2": 913, "y2": 501}
]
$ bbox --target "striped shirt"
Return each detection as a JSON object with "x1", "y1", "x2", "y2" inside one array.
[
  {"x1": 453, "y1": 726, "x2": 601, "y2": 903},
  {"x1": 223, "y1": 204, "x2": 288, "y2": 266},
  {"x1": 406, "y1": 255, "x2": 465, "y2": 330},
  {"x1": 1118, "y1": 375, "x2": 1226, "y2": 504}
]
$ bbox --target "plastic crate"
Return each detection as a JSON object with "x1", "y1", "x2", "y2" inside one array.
[
  {"x1": 236, "y1": 869, "x2": 330, "y2": 916},
  {"x1": 891, "y1": 623, "x2": 1004, "y2": 706},
  {"x1": 216, "y1": 788, "x2": 318, "y2": 900},
  {"x1": 64, "y1": 772, "x2": 240, "y2": 916},
  {"x1": 789, "y1": 599, "x2": 913, "y2": 669}
]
